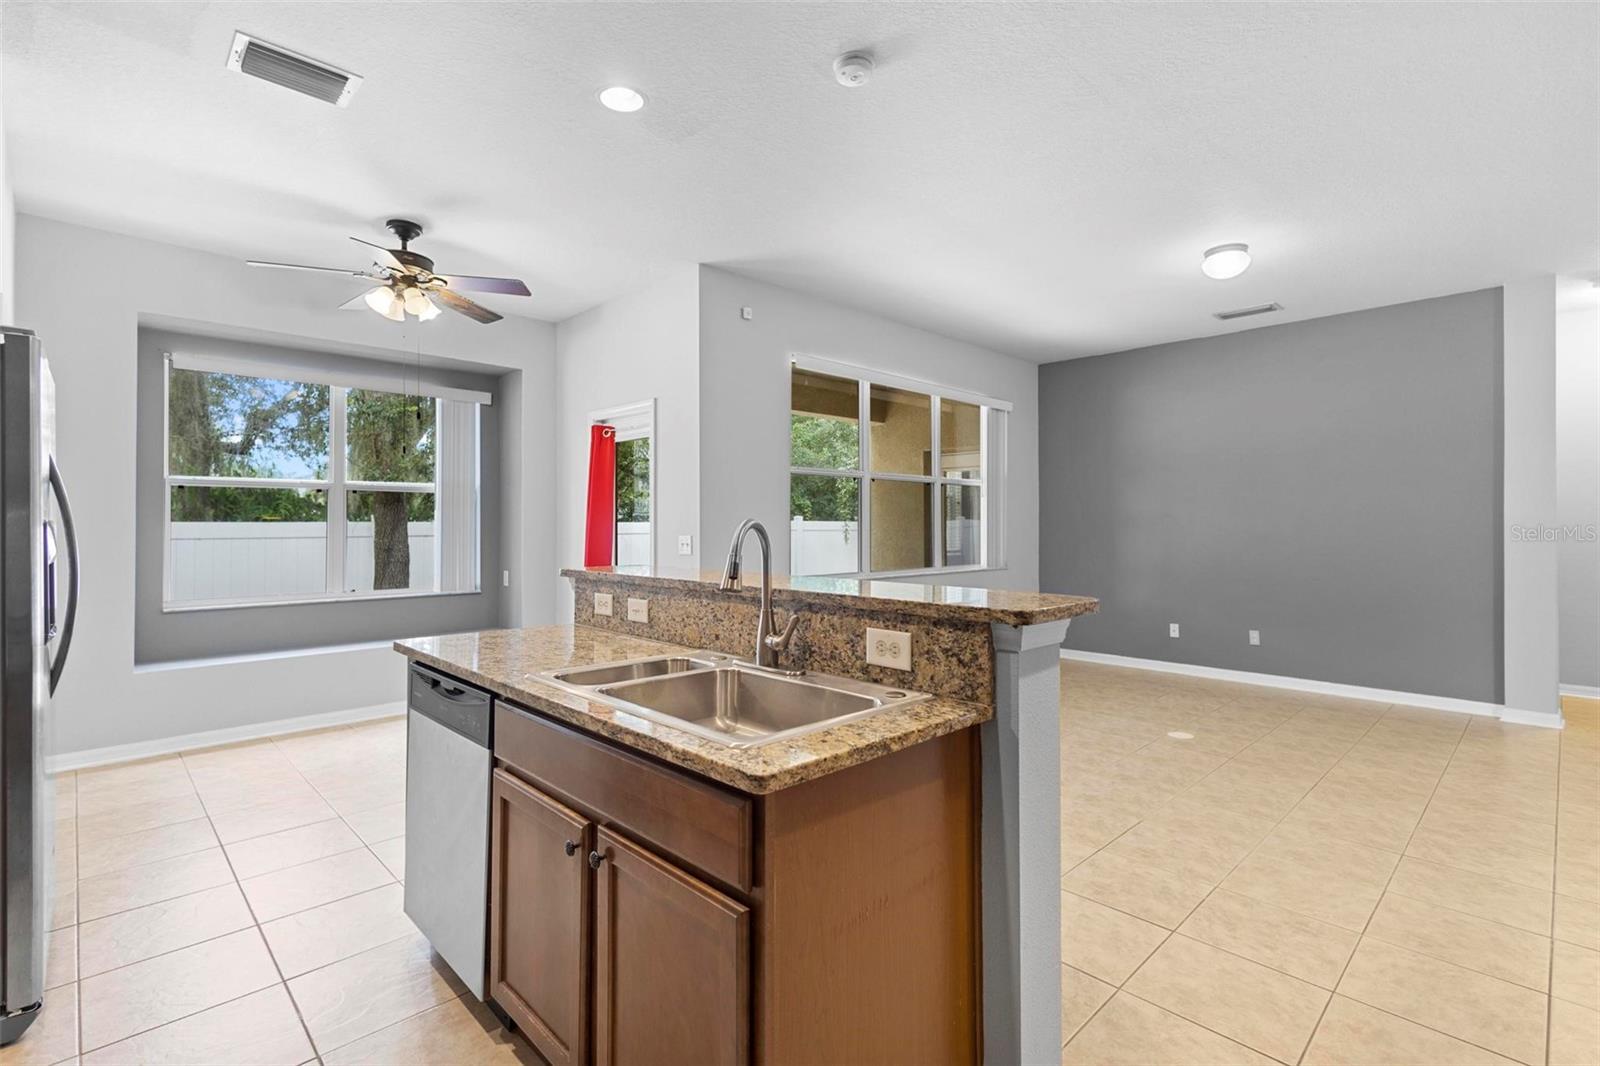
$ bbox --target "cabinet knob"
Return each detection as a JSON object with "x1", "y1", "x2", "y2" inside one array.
[
  {"x1": 588, "y1": 849, "x2": 606, "y2": 870},
  {"x1": 564, "y1": 839, "x2": 577, "y2": 857}
]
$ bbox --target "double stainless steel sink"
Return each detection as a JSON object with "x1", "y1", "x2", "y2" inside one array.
[{"x1": 538, "y1": 654, "x2": 930, "y2": 748}]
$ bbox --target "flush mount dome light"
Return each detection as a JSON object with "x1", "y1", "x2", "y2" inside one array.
[
  {"x1": 1201, "y1": 242, "x2": 1251, "y2": 280},
  {"x1": 598, "y1": 86, "x2": 645, "y2": 112}
]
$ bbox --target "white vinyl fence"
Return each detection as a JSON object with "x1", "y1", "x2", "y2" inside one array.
[
  {"x1": 790, "y1": 518, "x2": 859, "y2": 576},
  {"x1": 616, "y1": 522, "x2": 651, "y2": 567},
  {"x1": 170, "y1": 521, "x2": 436, "y2": 602}
]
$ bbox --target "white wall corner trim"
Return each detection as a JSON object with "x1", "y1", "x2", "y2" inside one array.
[
  {"x1": 1502, "y1": 276, "x2": 1561, "y2": 718},
  {"x1": 1059, "y1": 649, "x2": 1565, "y2": 729},
  {"x1": 47, "y1": 701, "x2": 405, "y2": 773}
]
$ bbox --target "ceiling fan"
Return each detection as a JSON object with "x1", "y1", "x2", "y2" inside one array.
[{"x1": 246, "y1": 219, "x2": 531, "y2": 324}]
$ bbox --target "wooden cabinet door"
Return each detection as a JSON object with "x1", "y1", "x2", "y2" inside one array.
[
  {"x1": 593, "y1": 827, "x2": 750, "y2": 1066},
  {"x1": 489, "y1": 768, "x2": 591, "y2": 1066}
]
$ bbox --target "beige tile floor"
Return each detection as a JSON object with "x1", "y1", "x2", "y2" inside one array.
[
  {"x1": 4, "y1": 667, "x2": 1596, "y2": 1065},
  {"x1": 4, "y1": 716, "x2": 537, "y2": 1066},
  {"x1": 1061, "y1": 661, "x2": 1600, "y2": 1066}
]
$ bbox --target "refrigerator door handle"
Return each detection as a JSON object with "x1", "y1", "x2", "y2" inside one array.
[
  {"x1": 43, "y1": 521, "x2": 58, "y2": 640},
  {"x1": 46, "y1": 456, "x2": 79, "y2": 696}
]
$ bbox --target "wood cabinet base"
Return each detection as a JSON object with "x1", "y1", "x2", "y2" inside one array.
[{"x1": 492, "y1": 700, "x2": 978, "y2": 1066}]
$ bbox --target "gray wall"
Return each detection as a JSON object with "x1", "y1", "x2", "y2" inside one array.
[
  {"x1": 1039, "y1": 289, "x2": 1503, "y2": 702},
  {"x1": 135, "y1": 327, "x2": 506, "y2": 663}
]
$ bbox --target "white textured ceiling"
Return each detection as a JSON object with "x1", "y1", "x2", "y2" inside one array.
[{"x1": 3, "y1": 2, "x2": 1595, "y2": 360}]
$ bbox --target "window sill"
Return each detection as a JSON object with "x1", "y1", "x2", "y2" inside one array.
[
  {"x1": 134, "y1": 639, "x2": 396, "y2": 673},
  {"x1": 162, "y1": 588, "x2": 482, "y2": 614}
]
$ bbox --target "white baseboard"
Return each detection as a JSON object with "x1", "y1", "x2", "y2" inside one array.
[
  {"x1": 1499, "y1": 704, "x2": 1567, "y2": 728},
  {"x1": 48, "y1": 701, "x2": 406, "y2": 773},
  {"x1": 1561, "y1": 684, "x2": 1600, "y2": 700},
  {"x1": 1060, "y1": 649, "x2": 1565, "y2": 729}
]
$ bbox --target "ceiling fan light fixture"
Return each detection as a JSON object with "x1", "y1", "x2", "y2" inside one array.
[
  {"x1": 414, "y1": 294, "x2": 442, "y2": 321},
  {"x1": 402, "y1": 285, "x2": 431, "y2": 316},
  {"x1": 363, "y1": 284, "x2": 404, "y2": 321}
]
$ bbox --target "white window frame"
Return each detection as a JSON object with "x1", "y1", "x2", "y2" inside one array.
[
  {"x1": 788, "y1": 354, "x2": 1010, "y2": 580},
  {"x1": 162, "y1": 352, "x2": 486, "y2": 611},
  {"x1": 591, "y1": 399, "x2": 657, "y2": 570}
]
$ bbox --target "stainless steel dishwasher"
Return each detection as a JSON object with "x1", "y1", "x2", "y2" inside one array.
[{"x1": 404, "y1": 662, "x2": 492, "y2": 999}]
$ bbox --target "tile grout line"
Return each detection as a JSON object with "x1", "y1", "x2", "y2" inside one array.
[
  {"x1": 1063, "y1": 693, "x2": 1388, "y2": 1058},
  {"x1": 1151, "y1": 701, "x2": 1395, "y2": 1066},
  {"x1": 1545, "y1": 724, "x2": 1561, "y2": 1066},
  {"x1": 68, "y1": 756, "x2": 288, "y2": 1058},
  {"x1": 1066, "y1": 683, "x2": 1540, "y2": 1065},
  {"x1": 51, "y1": 724, "x2": 430, "y2": 1063},
  {"x1": 178, "y1": 744, "x2": 322, "y2": 1062},
  {"x1": 72, "y1": 770, "x2": 83, "y2": 1065},
  {"x1": 266, "y1": 728, "x2": 447, "y2": 1057},
  {"x1": 1296, "y1": 713, "x2": 1507, "y2": 1066}
]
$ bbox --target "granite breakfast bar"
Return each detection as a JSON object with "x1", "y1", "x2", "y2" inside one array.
[{"x1": 396, "y1": 567, "x2": 1097, "y2": 1064}]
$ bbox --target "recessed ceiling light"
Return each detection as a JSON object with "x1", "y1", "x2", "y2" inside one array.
[
  {"x1": 1201, "y1": 242, "x2": 1251, "y2": 280},
  {"x1": 598, "y1": 86, "x2": 645, "y2": 113}
]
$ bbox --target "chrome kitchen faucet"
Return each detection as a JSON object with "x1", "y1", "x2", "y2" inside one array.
[{"x1": 719, "y1": 519, "x2": 801, "y2": 671}]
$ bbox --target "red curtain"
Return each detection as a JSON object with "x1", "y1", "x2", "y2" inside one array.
[{"x1": 583, "y1": 425, "x2": 617, "y2": 567}]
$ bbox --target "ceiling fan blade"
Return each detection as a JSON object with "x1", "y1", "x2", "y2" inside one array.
[
  {"x1": 431, "y1": 286, "x2": 503, "y2": 324},
  {"x1": 437, "y1": 274, "x2": 532, "y2": 297},
  {"x1": 248, "y1": 260, "x2": 379, "y2": 278},
  {"x1": 348, "y1": 237, "x2": 404, "y2": 271}
]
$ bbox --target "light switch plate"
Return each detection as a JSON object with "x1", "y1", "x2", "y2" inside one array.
[
  {"x1": 594, "y1": 592, "x2": 613, "y2": 617},
  {"x1": 678, "y1": 535, "x2": 693, "y2": 556},
  {"x1": 865, "y1": 627, "x2": 911, "y2": 670},
  {"x1": 627, "y1": 597, "x2": 649, "y2": 623}
]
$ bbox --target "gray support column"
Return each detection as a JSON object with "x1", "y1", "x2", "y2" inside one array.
[{"x1": 982, "y1": 618, "x2": 1069, "y2": 1065}]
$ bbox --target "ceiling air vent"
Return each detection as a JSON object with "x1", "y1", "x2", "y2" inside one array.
[
  {"x1": 227, "y1": 32, "x2": 362, "y2": 107},
  {"x1": 1213, "y1": 302, "x2": 1283, "y2": 322}
]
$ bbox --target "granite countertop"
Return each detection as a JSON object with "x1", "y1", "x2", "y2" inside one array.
[
  {"x1": 563, "y1": 566, "x2": 1099, "y2": 627},
  {"x1": 394, "y1": 625, "x2": 991, "y2": 795}
]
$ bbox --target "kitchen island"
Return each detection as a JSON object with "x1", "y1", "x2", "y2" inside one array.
[{"x1": 396, "y1": 567, "x2": 1096, "y2": 1065}]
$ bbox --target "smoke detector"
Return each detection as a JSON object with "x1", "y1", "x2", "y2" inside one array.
[
  {"x1": 833, "y1": 51, "x2": 875, "y2": 88},
  {"x1": 227, "y1": 32, "x2": 362, "y2": 107}
]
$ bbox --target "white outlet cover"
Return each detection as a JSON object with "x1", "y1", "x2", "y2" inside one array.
[
  {"x1": 1169, "y1": 623, "x2": 1180, "y2": 638},
  {"x1": 1248, "y1": 629, "x2": 1261, "y2": 646},
  {"x1": 627, "y1": 597, "x2": 649, "y2": 623},
  {"x1": 865, "y1": 627, "x2": 911, "y2": 670},
  {"x1": 677, "y1": 534, "x2": 693, "y2": 556},
  {"x1": 593, "y1": 592, "x2": 613, "y2": 617}
]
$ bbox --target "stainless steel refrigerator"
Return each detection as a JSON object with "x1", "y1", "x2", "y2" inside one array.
[{"x1": 0, "y1": 327, "x2": 77, "y2": 1045}]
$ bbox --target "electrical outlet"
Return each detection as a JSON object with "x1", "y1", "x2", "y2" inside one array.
[
  {"x1": 740, "y1": 306, "x2": 754, "y2": 321},
  {"x1": 594, "y1": 592, "x2": 613, "y2": 617},
  {"x1": 1169, "y1": 623, "x2": 1180, "y2": 638},
  {"x1": 627, "y1": 597, "x2": 649, "y2": 623},
  {"x1": 865, "y1": 627, "x2": 911, "y2": 670},
  {"x1": 677, "y1": 534, "x2": 693, "y2": 556},
  {"x1": 1248, "y1": 629, "x2": 1261, "y2": 646}
]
